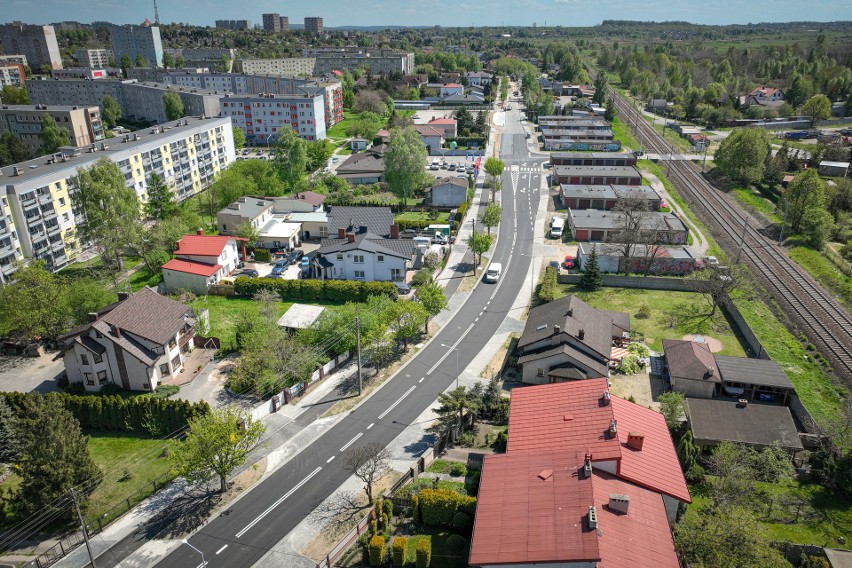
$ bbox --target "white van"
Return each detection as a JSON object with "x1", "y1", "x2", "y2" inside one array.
[
  {"x1": 431, "y1": 158, "x2": 440, "y2": 170},
  {"x1": 484, "y1": 262, "x2": 502, "y2": 283},
  {"x1": 550, "y1": 217, "x2": 565, "y2": 239}
]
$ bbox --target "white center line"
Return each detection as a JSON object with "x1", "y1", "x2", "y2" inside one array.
[
  {"x1": 378, "y1": 385, "x2": 416, "y2": 419},
  {"x1": 235, "y1": 466, "x2": 322, "y2": 538},
  {"x1": 340, "y1": 432, "x2": 363, "y2": 452},
  {"x1": 326, "y1": 455, "x2": 335, "y2": 463},
  {"x1": 216, "y1": 545, "x2": 228, "y2": 555},
  {"x1": 418, "y1": 377, "x2": 425, "y2": 383},
  {"x1": 367, "y1": 422, "x2": 375, "y2": 429}
]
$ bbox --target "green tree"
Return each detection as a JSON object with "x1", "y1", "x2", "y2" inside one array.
[
  {"x1": 677, "y1": 430, "x2": 700, "y2": 471},
  {"x1": 384, "y1": 126, "x2": 430, "y2": 207},
  {"x1": 1, "y1": 85, "x2": 30, "y2": 104},
  {"x1": 62, "y1": 279, "x2": 117, "y2": 328},
  {"x1": 786, "y1": 74, "x2": 813, "y2": 108},
  {"x1": 484, "y1": 157, "x2": 504, "y2": 203},
  {"x1": 74, "y1": 157, "x2": 143, "y2": 270},
  {"x1": 0, "y1": 261, "x2": 69, "y2": 340},
  {"x1": 468, "y1": 231, "x2": 493, "y2": 267},
  {"x1": 354, "y1": 90, "x2": 389, "y2": 115},
  {"x1": 232, "y1": 126, "x2": 245, "y2": 150},
  {"x1": 234, "y1": 220, "x2": 260, "y2": 248},
  {"x1": 604, "y1": 97, "x2": 617, "y2": 122},
  {"x1": 102, "y1": 95, "x2": 122, "y2": 128},
  {"x1": 134, "y1": 55, "x2": 148, "y2": 67},
  {"x1": 593, "y1": 73, "x2": 608, "y2": 105},
  {"x1": 384, "y1": 300, "x2": 429, "y2": 349},
  {"x1": 170, "y1": 406, "x2": 265, "y2": 493},
  {"x1": 305, "y1": 139, "x2": 334, "y2": 172},
  {"x1": 120, "y1": 54, "x2": 133, "y2": 74},
  {"x1": 175, "y1": 55, "x2": 185, "y2": 67},
  {"x1": 481, "y1": 203, "x2": 502, "y2": 235},
  {"x1": 800, "y1": 207, "x2": 834, "y2": 249},
  {"x1": 163, "y1": 91, "x2": 185, "y2": 121},
  {"x1": 273, "y1": 127, "x2": 307, "y2": 193},
  {"x1": 15, "y1": 396, "x2": 102, "y2": 517},
  {"x1": 435, "y1": 386, "x2": 481, "y2": 432},
  {"x1": 800, "y1": 94, "x2": 832, "y2": 127},
  {"x1": 0, "y1": 130, "x2": 32, "y2": 167},
  {"x1": 713, "y1": 128, "x2": 771, "y2": 184},
  {"x1": 781, "y1": 169, "x2": 826, "y2": 232},
  {"x1": 657, "y1": 392, "x2": 686, "y2": 431},
  {"x1": 162, "y1": 52, "x2": 175, "y2": 68},
  {"x1": 39, "y1": 113, "x2": 70, "y2": 155},
  {"x1": 579, "y1": 245, "x2": 602, "y2": 291},
  {"x1": 416, "y1": 281, "x2": 448, "y2": 332},
  {"x1": 0, "y1": 396, "x2": 20, "y2": 464},
  {"x1": 144, "y1": 172, "x2": 178, "y2": 220},
  {"x1": 455, "y1": 107, "x2": 474, "y2": 135}
]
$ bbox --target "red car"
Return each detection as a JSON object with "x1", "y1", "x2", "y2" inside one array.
[{"x1": 563, "y1": 255, "x2": 575, "y2": 269}]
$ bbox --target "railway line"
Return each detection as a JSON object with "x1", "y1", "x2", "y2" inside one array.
[{"x1": 609, "y1": 90, "x2": 852, "y2": 382}]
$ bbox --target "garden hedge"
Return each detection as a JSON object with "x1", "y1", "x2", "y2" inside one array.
[
  {"x1": 415, "y1": 539, "x2": 431, "y2": 568},
  {"x1": 418, "y1": 488, "x2": 477, "y2": 527},
  {"x1": 395, "y1": 219, "x2": 435, "y2": 231},
  {"x1": 368, "y1": 535, "x2": 386, "y2": 566},
  {"x1": 1, "y1": 392, "x2": 210, "y2": 434},
  {"x1": 253, "y1": 248, "x2": 271, "y2": 263},
  {"x1": 392, "y1": 536, "x2": 407, "y2": 567},
  {"x1": 234, "y1": 277, "x2": 397, "y2": 302}
]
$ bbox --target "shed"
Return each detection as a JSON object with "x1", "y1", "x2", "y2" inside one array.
[
  {"x1": 818, "y1": 161, "x2": 850, "y2": 178},
  {"x1": 714, "y1": 355, "x2": 794, "y2": 404},
  {"x1": 277, "y1": 304, "x2": 326, "y2": 332},
  {"x1": 685, "y1": 398, "x2": 803, "y2": 452},
  {"x1": 350, "y1": 138, "x2": 369, "y2": 151}
]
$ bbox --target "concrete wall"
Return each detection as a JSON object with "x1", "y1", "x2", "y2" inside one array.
[
  {"x1": 162, "y1": 269, "x2": 212, "y2": 295},
  {"x1": 671, "y1": 376, "x2": 716, "y2": 399}
]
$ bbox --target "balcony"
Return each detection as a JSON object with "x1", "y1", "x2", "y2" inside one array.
[
  {"x1": 38, "y1": 194, "x2": 53, "y2": 205},
  {"x1": 22, "y1": 198, "x2": 39, "y2": 210},
  {"x1": 42, "y1": 210, "x2": 57, "y2": 222},
  {"x1": 47, "y1": 224, "x2": 61, "y2": 236}
]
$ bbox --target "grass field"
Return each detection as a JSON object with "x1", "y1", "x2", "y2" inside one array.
[
  {"x1": 611, "y1": 116, "x2": 641, "y2": 150},
  {"x1": 556, "y1": 285, "x2": 747, "y2": 357},
  {"x1": 190, "y1": 295, "x2": 293, "y2": 350},
  {"x1": 395, "y1": 211, "x2": 451, "y2": 223},
  {"x1": 731, "y1": 185, "x2": 782, "y2": 224},
  {"x1": 787, "y1": 239, "x2": 852, "y2": 311}
]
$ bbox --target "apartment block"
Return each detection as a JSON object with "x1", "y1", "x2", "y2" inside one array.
[
  {"x1": 221, "y1": 92, "x2": 326, "y2": 141},
  {"x1": 0, "y1": 65, "x2": 25, "y2": 87},
  {"x1": 26, "y1": 79, "x2": 222, "y2": 125},
  {"x1": 0, "y1": 116, "x2": 235, "y2": 277},
  {"x1": 0, "y1": 54, "x2": 28, "y2": 67},
  {"x1": 51, "y1": 68, "x2": 120, "y2": 80},
  {"x1": 110, "y1": 25, "x2": 164, "y2": 68},
  {"x1": 0, "y1": 22, "x2": 62, "y2": 70},
  {"x1": 262, "y1": 13, "x2": 289, "y2": 32},
  {"x1": 303, "y1": 17, "x2": 324, "y2": 35},
  {"x1": 0, "y1": 104, "x2": 105, "y2": 154},
  {"x1": 215, "y1": 20, "x2": 251, "y2": 30},
  {"x1": 74, "y1": 48, "x2": 114, "y2": 68},
  {"x1": 238, "y1": 58, "x2": 316, "y2": 77},
  {"x1": 305, "y1": 48, "x2": 415, "y2": 76}
]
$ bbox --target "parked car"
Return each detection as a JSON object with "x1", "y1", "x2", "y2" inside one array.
[
  {"x1": 235, "y1": 269, "x2": 259, "y2": 278},
  {"x1": 431, "y1": 232, "x2": 448, "y2": 245},
  {"x1": 549, "y1": 260, "x2": 561, "y2": 274},
  {"x1": 394, "y1": 281, "x2": 412, "y2": 295},
  {"x1": 703, "y1": 256, "x2": 719, "y2": 267},
  {"x1": 300, "y1": 257, "x2": 311, "y2": 271},
  {"x1": 563, "y1": 256, "x2": 575, "y2": 269},
  {"x1": 287, "y1": 249, "x2": 305, "y2": 264},
  {"x1": 448, "y1": 163, "x2": 456, "y2": 171}
]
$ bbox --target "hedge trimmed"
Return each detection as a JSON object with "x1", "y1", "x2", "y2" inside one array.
[
  {"x1": 368, "y1": 535, "x2": 386, "y2": 566},
  {"x1": 392, "y1": 536, "x2": 407, "y2": 567},
  {"x1": 253, "y1": 248, "x2": 271, "y2": 263},
  {"x1": 395, "y1": 219, "x2": 434, "y2": 231},
  {"x1": 416, "y1": 539, "x2": 431, "y2": 568},
  {"x1": 453, "y1": 511, "x2": 473, "y2": 532},
  {"x1": 234, "y1": 277, "x2": 397, "y2": 302},
  {"x1": 418, "y1": 489, "x2": 477, "y2": 527},
  {"x1": 1, "y1": 392, "x2": 210, "y2": 434}
]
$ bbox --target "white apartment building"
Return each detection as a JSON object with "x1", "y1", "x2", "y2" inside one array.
[
  {"x1": 239, "y1": 58, "x2": 316, "y2": 77},
  {"x1": 110, "y1": 25, "x2": 164, "y2": 68},
  {"x1": 221, "y1": 92, "x2": 326, "y2": 141},
  {"x1": 305, "y1": 48, "x2": 415, "y2": 76},
  {"x1": 74, "y1": 48, "x2": 114, "y2": 68},
  {"x1": 0, "y1": 65, "x2": 25, "y2": 87},
  {"x1": 0, "y1": 104, "x2": 105, "y2": 154},
  {"x1": 0, "y1": 116, "x2": 235, "y2": 277}
]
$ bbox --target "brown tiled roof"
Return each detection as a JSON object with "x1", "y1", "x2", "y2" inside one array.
[
  {"x1": 663, "y1": 339, "x2": 718, "y2": 383},
  {"x1": 295, "y1": 191, "x2": 327, "y2": 206},
  {"x1": 100, "y1": 287, "x2": 192, "y2": 345}
]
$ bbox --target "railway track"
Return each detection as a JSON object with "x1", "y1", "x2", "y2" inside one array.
[{"x1": 609, "y1": 91, "x2": 852, "y2": 382}]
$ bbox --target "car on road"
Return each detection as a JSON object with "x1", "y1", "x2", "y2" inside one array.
[
  {"x1": 287, "y1": 249, "x2": 305, "y2": 264},
  {"x1": 331, "y1": 156, "x2": 339, "y2": 163},
  {"x1": 563, "y1": 256, "x2": 575, "y2": 269},
  {"x1": 234, "y1": 269, "x2": 259, "y2": 278},
  {"x1": 484, "y1": 262, "x2": 502, "y2": 283},
  {"x1": 300, "y1": 257, "x2": 311, "y2": 271}
]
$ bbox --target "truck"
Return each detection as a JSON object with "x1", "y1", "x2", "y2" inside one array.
[
  {"x1": 550, "y1": 217, "x2": 565, "y2": 239},
  {"x1": 784, "y1": 130, "x2": 809, "y2": 140}
]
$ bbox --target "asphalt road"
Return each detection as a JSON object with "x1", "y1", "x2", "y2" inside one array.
[{"x1": 153, "y1": 107, "x2": 545, "y2": 568}]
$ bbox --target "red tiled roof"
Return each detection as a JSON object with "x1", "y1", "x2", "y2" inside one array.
[
  {"x1": 162, "y1": 258, "x2": 221, "y2": 277},
  {"x1": 174, "y1": 235, "x2": 234, "y2": 257},
  {"x1": 443, "y1": 82, "x2": 463, "y2": 87},
  {"x1": 414, "y1": 125, "x2": 444, "y2": 137},
  {"x1": 376, "y1": 129, "x2": 390, "y2": 138},
  {"x1": 469, "y1": 450, "x2": 680, "y2": 568}
]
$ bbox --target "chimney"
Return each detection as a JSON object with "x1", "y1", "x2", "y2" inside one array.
[
  {"x1": 737, "y1": 399, "x2": 748, "y2": 408},
  {"x1": 626, "y1": 432, "x2": 644, "y2": 451},
  {"x1": 567, "y1": 307, "x2": 573, "y2": 317},
  {"x1": 608, "y1": 420, "x2": 617, "y2": 435},
  {"x1": 706, "y1": 366, "x2": 715, "y2": 377},
  {"x1": 583, "y1": 454, "x2": 593, "y2": 478},
  {"x1": 196, "y1": 229, "x2": 204, "y2": 236},
  {"x1": 338, "y1": 227, "x2": 346, "y2": 239},
  {"x1": 553, "y1": 325, "x2": 561, "y2": 335},
  {"x1": 347, "y1": 233, "x2": 356, "y2": 243},
  {"x1": 608, "y1": 494, "x2": 630, "y2": 514},
  {"x1": 390, "y1": 224, "x2": 400, "y2": 239},
  {"x1": 587, "y1": 506, "x2": 598, "y2": 530},
  {"x1": 578, "y1": 328, "x2": 585, "y2": 340},
  {"x1": 117, "y1": 292, "x2": 130, "y2": 301},
  {"x1": 87, "y1": 312, "x2": 99, "y2": 322},
  {"x1": 602, "y1": 390, "x2": 611, "y2": 406},
  {"x1": 113, "y1": 325, "x2": 121, "y2": 338}
]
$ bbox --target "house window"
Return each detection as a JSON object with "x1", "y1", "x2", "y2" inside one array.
[
  {"x1": 93, "y1": 353, "x2": 103, "y2": 364},
  {"x1": 97, "y1": 370, "x2": 107, "y2": 384},
  {"x1": 84, "y1": 372, "x2": 94, "y2": 385},
  {"x1": 353, "y1": 255, "x2": 365, "y2": 264},
  {"x1": 377, "y1": 255, "x2": 384, "y2": 262},
  {"x1": 168, "y1": 338, "x2": 177, "y2": 350},
  {"x1": 537, "y1": 368, "x2": 545, "y2": 377},
  {"x1": 171, "y1": 355, "x2": 181, "y2": 369},
  {"x1": 354, "y1": 270, "x2": 365, "y2": 279},
  {"x1": 336, "y1": 253, "x2": 344, "y2": 260},
  {"x1": 160, "y1": 363, "x2": 170, "y2": 375},
  {"x1": 81, "y1": 353, "x2": 89, "y2": 365}
]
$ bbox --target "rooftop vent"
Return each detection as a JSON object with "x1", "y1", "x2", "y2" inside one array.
[
  {"x1": 737, "y1": 399, "x2": 748, "y2": 408},
  {"x1": 602, "y1": 390, "x2": 611, "y2": 406},
  {"x1": 578, "y1": 328, "x2": 585, "y2": 340},
  {"x1": 583, "y1": 454, "x2": 593, "y2": 478},
  {"x1": 537, "y1": 469, "x2": 553, "y2": 481},
  {"x1": 567, "y1": 307, "x2": 573, "y2": 317},
  {"x1": 587, "y1": 506, "x2": 598, "y2": 530},
  {"x1": 553, "y1": 324, "x2": 561, "y2": 335},
  {"x1": 707, "y1": 366, "x2": 715, "y2": 377},
  {"x1": 536, "y1": 324, "x2": 548, "y2": 331},
  {"x1": 608, "y1": 420, "x2": 617, "y2": 435},
  {"x1": 608, "y1": 494, "x2": 630, "y2": 514}
]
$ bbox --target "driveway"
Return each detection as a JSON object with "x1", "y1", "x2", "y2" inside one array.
[{"x1": 0, "y1": 351, "x2": 64, "y2": 394}]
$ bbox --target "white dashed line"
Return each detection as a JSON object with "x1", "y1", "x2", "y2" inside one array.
[
  {"x1": 340, "y1": 432, "x2": 364, "y2": 452},
  {"x1": 235, "y1": 466, "x2": 322, "y2": 538},
  {"x1": 367, "y1": 423, "x2": 375, "y2": 430},
  {"x1": 419, "y1": 377, "x2": 425, "y2": 383},
  {"x1": 326, "y1": 455, "x2": 335, "y2": 463},
  {"x1": 378, "y1": 385, "x2": 416, "y2": 419},
  {"x1": 216, "y1": 545, "x2": 228, "y2": 555}
]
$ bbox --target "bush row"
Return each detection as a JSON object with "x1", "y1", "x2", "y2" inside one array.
[
  {"x1": 395, "y1": 219, "x2": 436, "y2": 231},
  {"x1": 233, "y1": 277, "x2": 397, "y2": 302},
  {"x1": 417, "y1": 488, "x2": 476, "y2": 527},
  {"x1": 253, "y1": 248, "x2": 271, "y2": 263},
  {"x1": 2, "y1": 392, "x2": 210, "y2": 434}
]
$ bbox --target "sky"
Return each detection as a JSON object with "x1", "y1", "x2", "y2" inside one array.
[{"x1": 4, "y1": 0, "x2": 852, "y2": 28}]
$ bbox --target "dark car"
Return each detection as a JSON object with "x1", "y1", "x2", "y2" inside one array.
[
  {"x1": 549, "y1": 260, "x2": 561, "y2": 274},
  {"x1": 287, "y1": 249, "x2": 305, "y2": 264},
  {"x1": 235, "y1": 269, "x2": 259, "y2": 278},
  {"x1": 394, "y1": 281, "x2": 412, "y2": 295}
]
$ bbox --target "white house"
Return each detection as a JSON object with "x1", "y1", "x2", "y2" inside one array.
[
  {"x1": 464, "y1": 72, "x2": 492, "y2": 86},
  {"x1": 162, "y1": 231, "x2": 243, "y2": 294},
  {"x1": 312, "y1": 227, "x2": 416, "y2": 282},
  {"x1": 218, "y1": 197, "x2": 275, "y2": 236},
  {"x1": 59, "y1": 288, "x2": 196, "y2": 392},
  {"x1": 426, "y1": 177, "x2": 468, "y2": 207},
  {"x1": 413, "y1": 125, "x2": 444, "y2": 154},
  {"x1": 440, "y1": 83, "x2": 464, "y2": 97}
]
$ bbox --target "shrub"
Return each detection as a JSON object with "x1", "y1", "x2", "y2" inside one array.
[
  {"x1": 446, "y1": 534, "x2": 468, "y2": 556},
  {"x1": 627, "y1": 342, "x2": 650, "y2": 358},
  {"x1": 383, "y1": 499, "x2": 394, "y2": 517},
  {"x1": 686, "y1": 464, "x2": 705, "y2": 484},
  {"x1": 493, "y1": 428, "x2": 508, "y2": 452},
  {"x1": 411, "y1": 494, "x2": 420, "y2": 523},
  {"x1": 457, "y1": 432, "x2": 475, "y2": 447},
  {"x1": 370, "y1": 519, "x2": 378, "y2": 536},
  {"x1": 449, "y1": 462, "x2": 467, "y2": 477},
  {"x1": 395, "y1": 219, "x2": 434, "y2": 231},
  {"x1": 415, "y1": 538, "x2": 432, "y2": 568},
  {"x1": 253, "y1": 248, "x2": 271, "y2": 263},
  {"x1": 418, "y1": 489, "x2": 477, "y2": 527},
  {"x1": 465, "y1": 470, "x2": 481, "y2": 496},
  {"x1": 636, "y1": 304, "x2": 651, "y2": 319},
  {"x1": 392, "y1": 536, "x2": 407, "y2": 567},
  {"x1": 617, "y1": 355, "x2": 642, "y2": 375},
  {"x1": 412, "y1": 269, "x2": 432, "y2": 287},
  {"x1": 452, "y1": 511, "x2": 473, "y2": 533},
  {"x1": 99, "y1": 383, "x2": 124, "y2": 396},
  {"x1": 423, "y1": 251, "x2": 442, "y2": 270},
  {"x1": 234, "y1": 276, "x2": 397, "y2": 302},
  {"x1": 64, "y1": 381, "x2": 85, "y2": 395},
  {"x1": 382, "y1": 513, "x2": 389, "y2": 533},
  {"x1": 368, "y1": 535, "x2": 386, "y2": 566}
]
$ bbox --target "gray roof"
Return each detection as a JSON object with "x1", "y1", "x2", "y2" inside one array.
[
  {"x1": 100, "y1": 287, "x2": 193, "y2": 345},
  {"x1": 327, "y1": 206, "x2": 394, "y2": 234},
  {"x1": 685, "y1": 398, "x2": 803, "y2": 450},
  {"x1": 77, "y1": 335, "x2": 107, "y2": 355},
  {"x1": 569, "y1": 209, "x2": 687, "y2": 233},
  {"x1": 518, "y1": 295, "x2": 628, "y2": 360},
  {"x1": 318, "y1": 230, "x2": 416, "y2": 260},
  {"x1": 432, "y1": 177, "x2": 468, "y2": 189},
  {"x1": 555, "y1": 165, "x2": 640, "y2": 178},
  {"x1": 550, "y1": 151, "x2": 636, "y2": 162},
  {"x1": 611, "y1": 185, "x2": 660, "y2": 199},
  {"x1": 577, "y1": 242, "x2": 694, "y2": 260},
  {"x1": 663, "y1": 339, "x2": 719, "y2": 383},
  {"x1": 714, "y1": 356, "x2": 794, "y2": 390},
  {"x1": 276, "y1": 303, "x2": 326, "y2": 330},
  {"x1": 560, "y1": 185, "x2": 617, "y2": 200},
  {"x1": 517, "y1": 343, "x2": 609, "y2": 378},
  {"x1": 825, "y1": 549, "x2": 852, "y2": 568},
  {"x1": 220, "y1": 197, "x2": 274, "y2": 219},
  {"x1": 335, "y1": 151, "x2": 385, "y2": 175}
]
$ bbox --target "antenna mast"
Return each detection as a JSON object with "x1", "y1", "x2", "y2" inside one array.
[{"x1": 153, "y1": 0, "x2": 160, "y2": 24}]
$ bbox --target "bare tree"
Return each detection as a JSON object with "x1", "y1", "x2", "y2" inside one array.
[
  {"x1": 312, "y1": 489, "x2": 370, "y2": 530},
  {"x1": 341, "y1": 442, "x2": 391, "y2": 504},
  {"x1": 611, "y1": 191, "x2": 652, "y2": 265}
]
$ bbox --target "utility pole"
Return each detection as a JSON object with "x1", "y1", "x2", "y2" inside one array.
[
  {"x1": 71, "y1": 489, "x2": 97, "y2": 568},
  {"x1": 355, "y1": 318, "x2": 362, "y2": 396},
  {"x1": 702, "y1": 139, "x2": 709, "y2": 172},
  {"x1": 735, "y1": 207, "x2": 754, "y2": 264},
  {"x1": 471, "y1": 217, "x2": 477, "y2": 268},
  {"x1": 778, "y1": 200, "x2": 791, "y2": 244},
  {"x1": 153, "y1": 0, "x2": 160, "y2": 24}
]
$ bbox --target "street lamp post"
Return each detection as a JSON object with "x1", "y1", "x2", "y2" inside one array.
[
  {"x1": 181, "y1": 539, "x2": 207, "y2": 568},
  {"x1": 440, "y1": 343, "x2": 460, "y2": 389}
]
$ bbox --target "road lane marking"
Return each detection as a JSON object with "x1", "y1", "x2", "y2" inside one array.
[
  {"x1": 367, "y1": 423, "x2": 375, "y2": 429},
  {"x1": 378, "y1": 385, "x2": 416, "y2": 419},
  {"x1": 419, "y1": 377, "x2": 424, "y2": 383},
  {"x1": 235, "y1": 466, "x2": 322, "y2": 538},
  {"x1": 340, "y1": 432, "x2": 363, "y2": 452},
  {"x1": 326, "y1": 455, "x2": 335, "y2": 463},
  {"x1": 216, "y1": 545, "x2": 228, "y2": 554}
]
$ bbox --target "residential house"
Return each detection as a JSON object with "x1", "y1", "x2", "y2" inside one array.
[
  {"x1": 336, "y1": 144, "x2": 386, "y2": 184},
  {"x1": 161, "y1": 231, "x2": 243, "y2": 295},
  {"x1": 217, "y1": 197, "x2": 275, "y2": 236},
  {"x1": 555, "y1": 165, "x2": 643, "y2": 186},
  {"x1": 413, "y1": 125, "x2": 444, "y2": 153},
  {"x1": 60, "y1": 288, "x2": 196, "y2": 392},
  {"x1": 577, "y1": 243, "x2": 699, "y2": 275},
  {"x1": 427, "y1": 117, "x2": 458, "y2": 139},
  {"x1": 265, "y1": 191, "x2": 327, "y2": 213},
  {"x1": 516, "y1": 295, "x2": 630, "y2": 384},
  {"x1": 568, "y1": 209, "x2": 689, "y2": 244},
  {"x1": 561, "y1": 184, "x2": 661, "y2": 211},
  {"x1": 646, "y1": 99, "x2": 671, "y2": 112},
  {"x1": 326, "y1": 205, "x2": 394, "y2": 236},
  {"x1": 662, "y1": 339, "x2": 719, "y2": 398},
  {"x1": 464, "y1": 71, "x2": 492, "y2": 86},
  {"x1": 425, "y1": 177, "x2": 468, "y2": 207},
  {"x1": 312, "y1": 225, "x2": 416, "y2": 282},
  {"x1": 469, "y1": 378, "x2": 689, "y2": 567},
  {"x1": 350, "y1": 138, "x2": 369, "y2": 151},
  {"x1": 685, "y1": 398, "x2": 803, "y2": 453},
  {"x1": 439, "y1": 72, "x2": 461, "y2": 84},
  {"x1": 747, "y1": 86, "x2": 785, "y2": 107},
  {"x1": 439, "y1": 83, "x2": 464, "y2": 98}
]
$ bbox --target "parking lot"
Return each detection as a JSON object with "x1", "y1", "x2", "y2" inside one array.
[
  {"x1": 426, "y1": 157, "x2": 480, "y2": 180},
  {"x1": 236, "y1": 148, "x2": 275, "y2": 161},
  {"x1": 239, "y1": 242, "x2": 321, "y2": 280}
]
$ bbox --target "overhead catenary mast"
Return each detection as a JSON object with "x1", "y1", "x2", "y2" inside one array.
[{"x1": 153, "y1": 0, "x2": 160, "y2": 24}]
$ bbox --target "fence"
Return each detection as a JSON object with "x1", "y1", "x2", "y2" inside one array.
[{"x1": 557, "y1": 273, "x2": 698, "y2": 291}]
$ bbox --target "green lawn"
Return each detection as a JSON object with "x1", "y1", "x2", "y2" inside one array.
[
  {"x1": 395, "y1": 211, "x2": 451, "y2": 224},
  {"x1": 128, "y1": 266, "x2": 164, "y2": 292},
  {"x1": 788, "y1": 241, "x2": 852, "y2": 311},
  {"x1": 406, "y1": 528, "x2": 469, "y2": 568},
  {"x1": 557, "y1": 285, "x2": 746, "y2": 357},
  {"x1": 190, "y1": 295, "x2": 293, "y2": 350},
  {"x1": 731, "y1": 185, "x2": 782, "y2": 224},
  {"x1": 611, "y1": 116, "x2": 641, "y2": 150}
]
